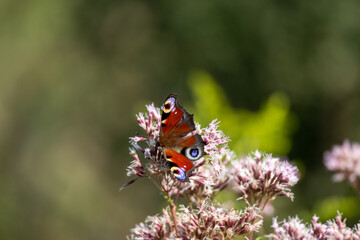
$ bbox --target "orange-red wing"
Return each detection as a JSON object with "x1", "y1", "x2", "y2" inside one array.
[
  {"x1": 164, "y1": 149, "x2": 194, "y2": 174},
  {"x1": 160, "y1": 93, "x2": 196, "y2": 138},
  {"x1": 161, "y1": 105, "x2": 183, "y2": 135},
  {"x1": 170, "y1": 122, "x2": 193, "y2": 138},
  {"x1": 176, "y1": 134, "x2": 196, "y2": 149},
  {"x1": 159, "y1": 94, "x2": 205, "y2": 180}
]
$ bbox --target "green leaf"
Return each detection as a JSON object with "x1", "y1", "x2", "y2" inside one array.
[{"x1": 188, "y1": 70, "x2": 297, "y2": 155}]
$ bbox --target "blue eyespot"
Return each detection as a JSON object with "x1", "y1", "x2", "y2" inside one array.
[
  {"x1": 190, "y1": 148, "x2": 199, "y2": 157},
  {"x1": 171, "y1": 167, "x2": 186, "y2": 180},
  {"x1": 175, "y1": 168, "x2": 186, "y2": 180},
  {"x1": 184, "y1": 146, "x2": 203, "y2": 160}
]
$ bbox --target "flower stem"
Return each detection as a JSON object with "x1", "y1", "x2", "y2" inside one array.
[
  {"x1": 174, "y1": 187, "x2": 180, "y2": 204},
  {"x1": 249, "y1": 231, "x2": 254, "y2": 240},
  {"x1": 169, "y1": 201, "x2": 179, "y2": 235}
]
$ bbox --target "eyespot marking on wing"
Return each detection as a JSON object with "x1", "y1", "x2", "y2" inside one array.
[
  {"x1": 184, "y1": 146, "x2": 204, "y2": 161},
  {"x1": 163, "y1": 97, "x2": 176, "y2": 114},
  {"x1": 171, "y1": 166, "x2": 186, "y2": 180}
]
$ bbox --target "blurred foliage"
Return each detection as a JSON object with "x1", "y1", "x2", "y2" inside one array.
[
  {"x1": 314, "y1": 196, "x2": 360, "y2": 220},
  {"x1": 189, "y1": 70, "x2": 297, "y2": 155},
  {"x1": 1, "y1": 0, "x2": 360, "y2": 239}
]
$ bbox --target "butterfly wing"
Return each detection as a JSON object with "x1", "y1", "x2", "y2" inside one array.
[
  {"x1": 160, "y1": 93, "x2": 195, "y2": 137},
  {"x1": 159, "y1": 94, "x2": 205, "y2": 180},
  {"x1": 163, "y1": 149, "x2": 194, "y2": 180}
]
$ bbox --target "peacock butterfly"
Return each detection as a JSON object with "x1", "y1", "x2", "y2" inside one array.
[{"x1": 159, "y1": 93, "x2": 205, "y2": 180}]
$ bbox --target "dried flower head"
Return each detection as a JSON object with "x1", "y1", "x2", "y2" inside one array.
[
  {"x1": 268, "y1": 213, "x2": 360, "y2": 240},
  {"x1": 229, "y1": 150, "x2": 300, "y2": 206},
  {"x1": 128, "y1": 201, "x2": 263, "y2": 240},
  {"x1": 324, "y1": 140, "x2": 360, "y2": 183}
]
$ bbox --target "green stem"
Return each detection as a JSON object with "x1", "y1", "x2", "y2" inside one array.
[{"x1": 161, "y1": 190, "x2": 174, "y2": 205}]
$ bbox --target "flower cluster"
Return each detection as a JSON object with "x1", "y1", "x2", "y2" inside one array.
[
  {"x1": 172, "y1": 152, "x2": 232, "y2": 205},
  {"x1": 269, "y1": 213, "x2": 360, "y2": 240},
  {"x1": 124, "y1": 99, "x2": 304, "y2": 240},
  {"x1": 178, "y1": 201, "x2": 263, "y2": 239},
  {"x1": 135, "y1": 103, "x2": 161, "y2": 139},
  {"x1": 128, "y1": 201, "x2": 262, "y2": 240},
  {"x1": 125, "y1": 104, "x2": 165, "y2": 181},
  {"x1": 324, "y1": 140, "x2": 360, "y2": 183},
  {"x1": 229, "y1": 150, "x2": 300, "y2": 207},
  {"x1": 196, "y1": 119, "x2": 230, "y2": 157},
  {"x1": 124, "y1": 103, "x2": 230, "y2": 194}
]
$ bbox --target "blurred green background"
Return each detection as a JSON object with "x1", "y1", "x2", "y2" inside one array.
[{"x1": 1, "y1": 0, "x2": 360, "y2": 239}]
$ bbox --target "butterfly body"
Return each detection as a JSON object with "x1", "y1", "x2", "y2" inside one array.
[{"x1": 159, "y1": 94, "x2": 205, "y2": 180}]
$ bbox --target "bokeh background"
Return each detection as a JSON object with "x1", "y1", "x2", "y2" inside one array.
[{"x1": 1, "y1": 0, "x2": 360, "y2": 239}]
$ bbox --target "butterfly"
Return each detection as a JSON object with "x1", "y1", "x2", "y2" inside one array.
[{"x1": 158, "y1": 93, "x2": 205, "y2": 180}]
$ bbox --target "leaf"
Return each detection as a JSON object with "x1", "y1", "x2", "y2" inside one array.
[{"x1": 188, "y1": 70, "x2": 297, "y2": 155}]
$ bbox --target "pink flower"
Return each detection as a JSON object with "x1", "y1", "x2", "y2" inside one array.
[
  {"x1": 324, "y1": 140, "x2": 360, "y2": 183},
  {"x1": 121, "y1": 104, "x2": 170, "y2": 190},
  {"x1": 325, "y1": 213, "x2": 360, "y2": 239},
  {"x1": 270, "y1": 216, "x2": 311, "y2": 240},
  {"x1": 196, "y1": 119, "x2": 230, "y2": 157},
  {"x1": 128, "y1": 208, "x2": 175, "y2": 240},
  {"x1": 135, "y1": 103, "x2": 161, "y2": 139},
  {"x1": 268, "y1": 213, "x2": 360, "y2": 240},
  {"x1": 126, "y1": 148, "x2": 145, "y2": 177},
  {"x1": 229, "y1": 150, "x2": 300, "y2": 205},
  {"x1": 169, "y1": 152, "x2": 232, "y2": 204},
  {"x1": 128, "y1": 201, "x2": 262, "y2": 240}
]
